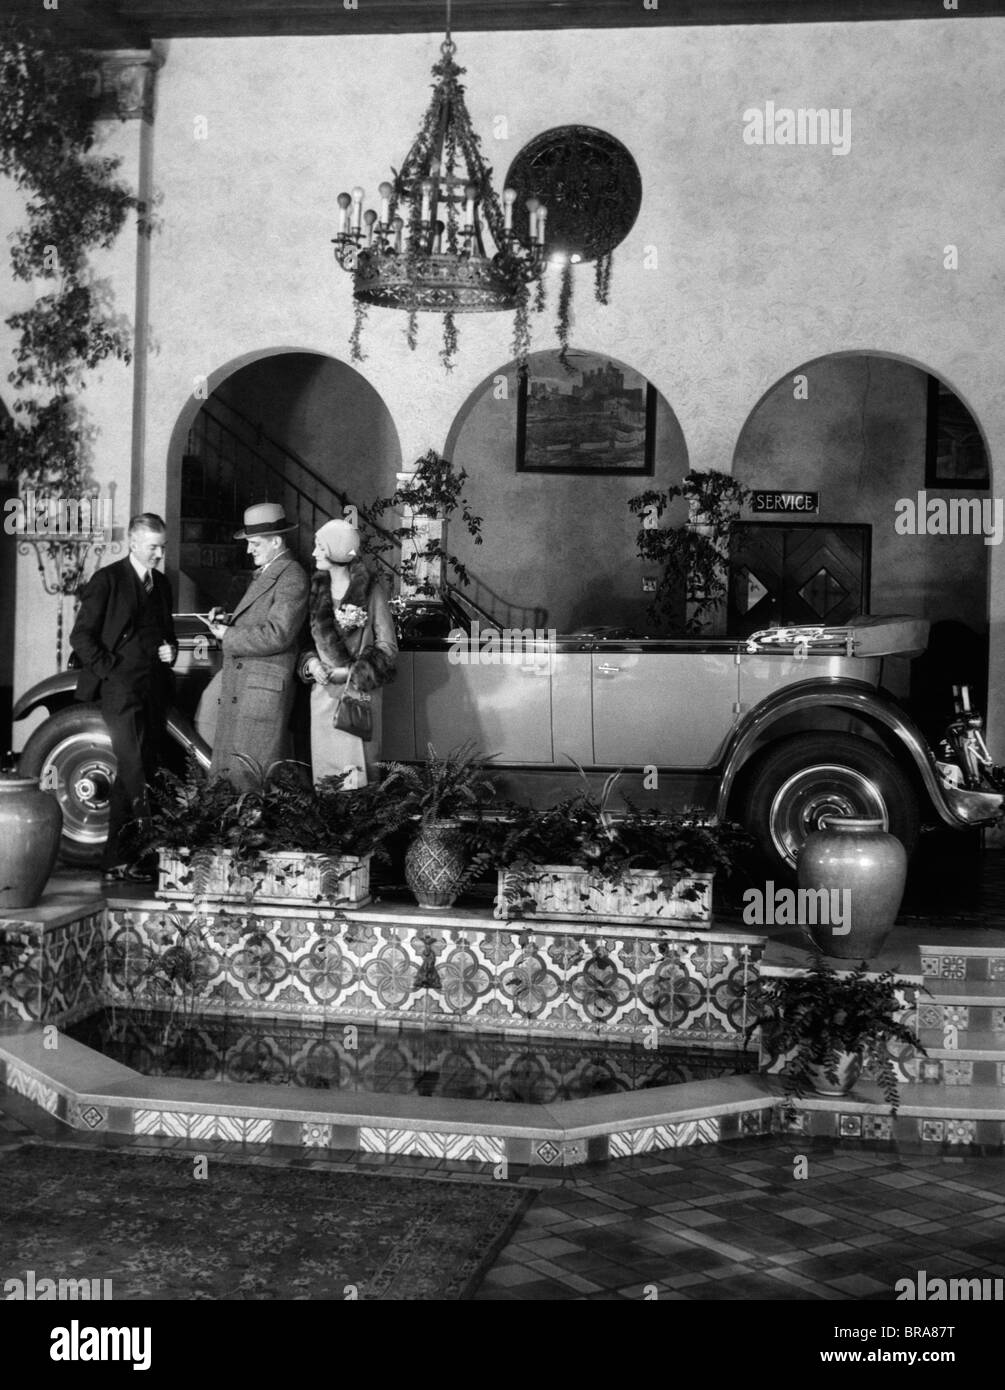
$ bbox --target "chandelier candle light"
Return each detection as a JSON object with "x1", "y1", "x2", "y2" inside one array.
[{"x1": 333, "y1": 20, "x2": 549, "y2": 369}]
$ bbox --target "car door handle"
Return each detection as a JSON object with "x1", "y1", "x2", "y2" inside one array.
[{"x1": 596, "y1": 663, "x2": 621, "y2": 676}]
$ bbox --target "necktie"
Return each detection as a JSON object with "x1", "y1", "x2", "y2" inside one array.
[{"x1": 143, "y1": 570, "x2": 153, "y2": 595}]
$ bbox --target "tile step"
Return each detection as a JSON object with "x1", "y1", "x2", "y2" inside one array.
[
  {"x1": 911, "y1": 1058, "x2": 1004, "y2": 1086},
  {"x1": 923, "y1": 1004, "x2": 1005, "y2": 1023},
  {"x1": 918, "y1": 1032, "x2": 1005, "y2": 1053},
  {"x1": 920, "y1": 981, "x2": 1005, "y2": 1001},
  {"x1": 916, "y1": 1047, "x2": 1005, "y2": 1063}
]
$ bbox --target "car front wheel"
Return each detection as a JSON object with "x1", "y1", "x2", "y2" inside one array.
[
  {"x1": 19, "y1": 705, "x2": 114, "y2": 866},
  {"x1": 740, "y1": 732, "x2": 920, "y2": 879}
]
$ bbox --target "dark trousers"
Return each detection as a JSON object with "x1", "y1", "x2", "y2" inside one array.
[{"x1": 100, "y1": 672, "x2": 167, "y2": 870}]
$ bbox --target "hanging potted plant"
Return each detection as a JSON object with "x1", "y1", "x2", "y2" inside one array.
[
  {"x1": 629, "y1": 470, "x2": 752, "y2": 636},
  {"x1": 744, "y1": 953, "x2": 928, "y2": 1115},
  {"x1": 476, "y1": 770, "x2": 750, "y2": 925},
  {"x1": 381, "y1": 742, "x2": 496, "y2": 908},
  {"x1": 126, "y1": 757, "x2": 412, "y2": 907}
]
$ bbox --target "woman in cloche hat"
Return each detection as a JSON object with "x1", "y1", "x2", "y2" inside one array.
[{"x1": 298, "y1": 516, "x2": 398, "y2": 786}]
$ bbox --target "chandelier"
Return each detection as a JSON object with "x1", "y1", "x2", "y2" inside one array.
[{"x1": 333, "y1": 19, "x2": 549, "y2": 368}]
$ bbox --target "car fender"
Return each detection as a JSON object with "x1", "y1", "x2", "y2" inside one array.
[
  {"x1": 715, "y1": 677, "x2": 999, "y2": 829},
  {"x1": 12, "y1": 672, "x2": 79, "y2": 722},
  {"x1": 14, "y1": 674, "x2": 211, "y2": 771}
]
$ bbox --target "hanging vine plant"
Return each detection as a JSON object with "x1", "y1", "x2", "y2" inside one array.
[
  {"x1": 0, "y1": 20, "x2": 146, "y2": 493},
  {"x1": 629, "y1": 470, "x2": 752, "y2": 636}
]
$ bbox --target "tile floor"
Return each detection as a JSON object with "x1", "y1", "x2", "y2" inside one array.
[
  {"x1": 2, "y1": 1080, "x2": 1005, "y2": 1302},
  {"x1": 473, "y1": 1139, "x2": 1005, "y2": 1300}
]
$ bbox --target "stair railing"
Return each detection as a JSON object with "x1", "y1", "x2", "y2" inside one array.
[{"x1": 185, "y1": 398, "x2": 548, "y2": 630}]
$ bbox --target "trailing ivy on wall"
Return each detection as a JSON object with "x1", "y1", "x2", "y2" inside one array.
[{"x1": 0, "y1": 20, "x2": 145, "y2": 493}]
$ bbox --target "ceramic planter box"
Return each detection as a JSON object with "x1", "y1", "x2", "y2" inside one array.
[
  {"x1": 493, "y1": 865, "x2": 713, "y2": 925},
  {"x1": 156, "y1": 849, "x2": 371, "y2": 907}
]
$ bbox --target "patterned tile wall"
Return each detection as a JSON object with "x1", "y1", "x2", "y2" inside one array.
[
  {"x1": 0, "y1": 912, "x2": 103, "y2": 1025},
  {"x1": 132, "y1": 1109, "x2": 272, "y2": 1142},
  {"x1": 358, "y1": 1127, "x2": 504, "y2": 1163},
  {"x1": 4, "y1": 1062, "x2": 59, "y2": 1114},
  {"x1": 607, "y1": 1118, "x2": 720, "y2": 1156},
  {"x1": 103, "y1": 906, "x2": 765, "y2": 1042},
  {"x1": 921, "y1": 948, "x2": 1005, "y2": 983}
]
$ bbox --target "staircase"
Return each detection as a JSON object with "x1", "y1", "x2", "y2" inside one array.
[
  {"x1": 181, "y1": 398, "x2": 547, "y2": 632},
  {"x1": 180, "y1": 400, "x2": 399, "y2": 610}
]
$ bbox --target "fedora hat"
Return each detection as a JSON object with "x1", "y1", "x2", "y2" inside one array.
[{"x1": 234, "y1": 502, "x2": 297, "y2": 539}]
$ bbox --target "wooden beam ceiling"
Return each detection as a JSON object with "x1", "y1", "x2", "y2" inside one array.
[{"x1": 4, "y1": 0, "x2": 1005, "y2": 48}]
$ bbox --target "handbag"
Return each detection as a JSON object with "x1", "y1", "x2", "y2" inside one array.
[{"x1": 332, "y1": 611, "x2": 374, "y2": 741}]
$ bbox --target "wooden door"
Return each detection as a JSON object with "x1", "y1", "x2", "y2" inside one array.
[{"x1": 728, "y1": 523, "x2": 871, "y2": 638}]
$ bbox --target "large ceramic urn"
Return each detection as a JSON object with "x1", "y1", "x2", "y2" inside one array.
[
  {"x1": 797, "y1": 816, "x2": 907, "y2": 960},
  {"x1": 0, "y1": 774, "x2": 63, "y2": 909}
]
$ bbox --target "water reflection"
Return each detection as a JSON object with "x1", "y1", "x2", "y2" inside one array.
[{"x1": 69, "y1": 1009, "x2": 756, "y2": 1104}]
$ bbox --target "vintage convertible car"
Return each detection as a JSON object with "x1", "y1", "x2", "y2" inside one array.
[{"x1": 12, "y1": 602, "x2": 1003, "y2": 874}]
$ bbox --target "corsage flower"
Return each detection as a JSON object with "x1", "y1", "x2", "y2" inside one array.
[{"x1": 334, "y1": 602, "x2": 368, "y2": 632}]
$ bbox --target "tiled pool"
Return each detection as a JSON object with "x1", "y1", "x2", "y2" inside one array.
[{"x1": 68, "y1": 1008, "x2": 758, "y2": 1103}]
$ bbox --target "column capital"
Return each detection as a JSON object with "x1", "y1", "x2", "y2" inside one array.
[{"x1": 93, "y1": 49, "x2": 164, "y2": 123}]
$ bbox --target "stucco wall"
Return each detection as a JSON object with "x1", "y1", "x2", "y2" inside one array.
[
  {"x1": 5, "y1": 17, "x2": 1005, "y2": 746},
  {"x1": 445, "y1": 356, "x2": 687, "y2": 632}
]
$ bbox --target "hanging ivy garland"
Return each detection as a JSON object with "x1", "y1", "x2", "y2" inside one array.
[
  {"x1": 555, "y1": 261, "x2": 575, "y2": 368},
  {"x1": 0, "y1": 20, "x2": 146, "y2": 494},
  {"x1": 505, "y1": 126, "x2": 641, "y2": 371}
]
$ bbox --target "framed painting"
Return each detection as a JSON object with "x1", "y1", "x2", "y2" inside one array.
[
  {"x1": 516, "y1": 349, "x2": 656, "y2": 475},
  {"x1": 925, "y1": 376, "x2": 989, "y2": 488}
]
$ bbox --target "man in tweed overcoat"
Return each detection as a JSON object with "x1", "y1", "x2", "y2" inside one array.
[{"x1": 206, "y1": 503, "x2": 309, "y2": 790}]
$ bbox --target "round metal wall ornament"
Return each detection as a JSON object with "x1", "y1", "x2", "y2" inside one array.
[{"x1": 504, "y1": 126, "x2": 642, "y2": 263}]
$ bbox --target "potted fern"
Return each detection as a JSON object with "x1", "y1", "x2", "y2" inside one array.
[
  {"x1": 381, "y1": 742, "x2": 496, "y2": 908},
  {"x1": 127, "y1": 757, "x2": 412, "y2": 907},
  {"x1": 744, "y1": 953, "x2": 927, "y2": 1115},
  {"x1": 478, "y1": 770, "x2": 749, "y2": 924}
]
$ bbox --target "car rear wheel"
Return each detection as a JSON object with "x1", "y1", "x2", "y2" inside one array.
[
  {"x1": 19, "y1": 706, "x2": 114, "y2": 866},
  {"x1": 740, "y1": 732, "x2": 920, "y2": 879}
]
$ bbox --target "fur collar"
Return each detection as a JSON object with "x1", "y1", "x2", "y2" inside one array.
[{"x1": 308, "y1": 560, "x2": 376, "y2": 665}]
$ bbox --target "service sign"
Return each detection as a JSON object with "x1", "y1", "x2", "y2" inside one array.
[{"x1": 751, "y1": 490, "x2": 819, "y2": 514}]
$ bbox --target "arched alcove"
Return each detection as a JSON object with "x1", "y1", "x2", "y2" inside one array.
[
  {"x1": 731, "y1": 351, "x2": 990, "y2": 711},
  {"x1": 443, "y1": 347, "x2": 688, "y2": 633},
  {"x1": 165, "y1": 349, "x2": 401, "y2": 610}
]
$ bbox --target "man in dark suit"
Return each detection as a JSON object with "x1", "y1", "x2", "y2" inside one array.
[{"x1": 70, "y1": 513, "x2": 178, "y2": 881}]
